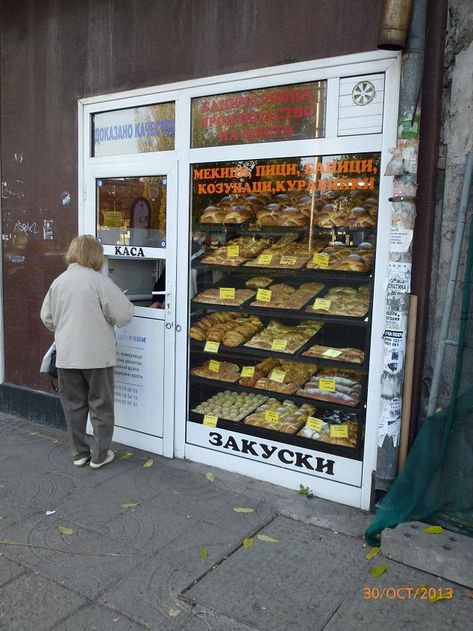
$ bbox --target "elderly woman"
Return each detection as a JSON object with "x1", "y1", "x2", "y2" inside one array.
[{"x1": 41, "y1": 235, "x2": 134, "y2": 469}]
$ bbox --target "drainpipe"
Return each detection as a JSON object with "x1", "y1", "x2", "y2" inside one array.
[
  {"x1": 374, "y1": 0, "x2": 428, "y2": 493},
  {"x1": 0, "y1": 15, "x2": 4, "y2": 386}
]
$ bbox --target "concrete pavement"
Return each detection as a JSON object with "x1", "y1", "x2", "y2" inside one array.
[{"x1": 1, "y1": 413, "x2": 472, "y2": 630}]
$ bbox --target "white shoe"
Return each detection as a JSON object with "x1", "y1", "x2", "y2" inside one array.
[{"x1": 89, "y1": 450, "x2": 115, "y2": 470}]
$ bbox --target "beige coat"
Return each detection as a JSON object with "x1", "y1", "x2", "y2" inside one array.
[{"x1": 41, "y1": 264, "x2": 134, "y2": 369}]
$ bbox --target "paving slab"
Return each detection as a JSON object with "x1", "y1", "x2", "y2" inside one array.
[
  {"x1": 182, "y1": 516, "x2": 368, "y2": 631},
  {"x1": 100, "y1": 515, "x2": 264, "y2": 629},
  {"x1": 0, "y1": 554, "x2": 28, "y2": 586},
  {"x1": 54, "y1": 603, "x2": 148, "y2": 631},
  {"x1": 381, "y1": 520, "x2": 473, "y2": 588},
  {"x1": 0, "y1": 572, "x2": 85, "y2": 630},
  {"x1": 0, "y1": 512, "x2": 142, "y2": 599},
  {"x1": 323, "y1": 556, "x2": 473, "y2": 631}
]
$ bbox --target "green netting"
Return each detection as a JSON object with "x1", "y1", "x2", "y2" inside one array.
[{"x1": 365, "y1": 214, "x2": 473, "y2": 546}]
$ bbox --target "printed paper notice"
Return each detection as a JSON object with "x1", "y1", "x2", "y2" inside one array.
[
  {"x1": 390, "y1": 226, "x2": 413, "y2": 253},
  {"x1": 382, "y1": 330, "x2": 406, "y2": 375}
]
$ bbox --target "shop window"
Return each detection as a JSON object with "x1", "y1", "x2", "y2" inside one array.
[
  {"x1": 188, "y1": 153, "x2": 381, "y2": 462},
  {"x1": 92, "y1": 103, "x2": 175, "y2": 157},
  {"x1": 191, "y1": 81, "x2": 326, "y2": 148}
]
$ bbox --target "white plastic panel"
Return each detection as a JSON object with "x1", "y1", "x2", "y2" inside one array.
[{"x1": 338, "y1": 73, "x2": 385, "y2": 136}]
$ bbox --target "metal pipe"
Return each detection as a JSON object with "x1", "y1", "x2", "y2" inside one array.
[
  {"x1": 378, "y1": 0, "x2": 414, "y2": 50},
  {"x1": 427, "y1": 152, "x2": 473, "y2": 416},
  {"x1": 399, "y1": 0, "x2": 428, "y2": 123}
]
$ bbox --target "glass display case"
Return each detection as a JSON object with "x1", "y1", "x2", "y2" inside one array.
[{"x1": 187, "y1": 153, "x2": 380, "y2": 466}]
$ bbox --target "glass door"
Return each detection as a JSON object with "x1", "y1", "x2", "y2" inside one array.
[{"x1": 83, "y1": 161, "x2": 178, "y2": 457}]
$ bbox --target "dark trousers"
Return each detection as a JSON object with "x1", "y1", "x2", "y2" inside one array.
[{"x1": 58, "y1": 367, "x2": 115, "y2": 462}]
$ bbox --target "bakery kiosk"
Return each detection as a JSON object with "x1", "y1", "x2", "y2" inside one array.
[{"x1": 79, "y1": 50, "x2": 400, "y2": 509}]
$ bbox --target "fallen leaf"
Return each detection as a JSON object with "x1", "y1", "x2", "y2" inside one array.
[
  {"x1": 0, "y1": 515, "x2": 5, "y2": 522},
  {"x1": 45, "y1": 510, "x2": 56, "y2": 516},
  {"x1": 118, "y1": 452, "x2": 134, "y2": 461},
  {"x1": 423, "y1": 525, "x2": 445, "y2": 534},
  {"x1": 205, "y1": 472, "x2": 215, "y2": 482},
  {"x1": 30, "y1": 432, "x2": 40, "y2": 436},
  {"x1": 257, "y1": 534, "x2": 278, "y2": 543},
  {"x1": 366, "y1": 546, "x2": 381, "y2": 560},
  {"x1": 429, "y1": 592, "x2": 453, "y2": 603},
  {"x1": 143, "y1": 459, "x2": 154, "y2": 468},
  {"x1": 233, "y1": 507, "x2": 254, "y2": 513},
  {"x1": 168, "y1": 608, "x2": 181, "y2": 617},
  {"x1": 199, "y1": 547, "x2": 208, "y2": 560},
  {"x1": 120, "y1": 502, "x2": 140, "y2": 509},
  {"x1": 369, "y1": 564, "x2": 387, "y2": 577},
  {"x1": 243, "y1": 537, "x2": 254, "y2": 549},
  {"x1": 52, "y1": 439, "x2": 59, "y2": 444},
  {"x1": 58, "y1": 526, "x2": 75, "y2": 536}
]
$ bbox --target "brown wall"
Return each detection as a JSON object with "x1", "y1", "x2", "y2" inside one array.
[{"x1": 1, "y1": 0, "x2": 385, "y2": 391}]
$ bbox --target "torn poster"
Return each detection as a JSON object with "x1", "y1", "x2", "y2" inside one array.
[{"x1": 378, "y1": 397, "x2": 402, "y2": 448}]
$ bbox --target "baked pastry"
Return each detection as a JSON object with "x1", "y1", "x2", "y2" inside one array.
[
  {"x1": 302, "y1": 344, "x2": 365, "y2": 364},
  {"x1": 223, "y1": 206, "x2": 252, "y2": 224},
  {"x1": 244, "y1": 319, "x2": 324, "y2": 353},
  {"x1": 193, "y1": 288, "x2": 255, "y2": 307},
  {"x1": 296, "y1": 368, "x2": 363, "y2": 407},
  {"x1": 193, "y1": 391, "x2": 268, "y2": 422},
  {"x1": 306, "y1": 285, "x2": 371, "y2": 318},
  {"x1": 190, "y1": 312, "x2": 262, "y2": 345},
  {"x1": 200, "y1": 207, "x2": 227, "y2": 223},
  {"x1": 245, "y1": 276, "x2": 273, "y2": 289},
  {"x1": 202, "y1": 237, "x2": 270, "y2": 266},
  {"x1": 346, "y1": 207, "x2": 376, "y2": 228},
  {"x1": 191, "y1": 360, "x2": 241, "y2": 382},
  {"x1": 298, "y1": 416, "x2": 358, "y2": 447},
  {"x1": 244, "y1": 398, "x2": 316, "y2": 434}
]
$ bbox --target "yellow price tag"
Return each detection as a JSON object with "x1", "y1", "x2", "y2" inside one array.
[
  {"x1": 271, "y1": 339, "x2": 287, "y2": 351},
  {"x1": 330, "y1": 424, "x2": 349, "y2": 438},
  {"x1": 241, "y1": 366, "x2": 255, "y2": 378},
  {"x1": 256, "y1": 288, "x2": 272, "y2": 302},
  {"x1": 204, "y1": 341, "x2": 220, "y2": 353},
  {"x1": 269, "y1": 369, "x2": 286, "y2": 383},
  {"x1": 307, "y1": 416, "x2": 324, "y2": 432},
  {"x1": 203, "y1": 415, "x2": 218, "y2": 427},
  {"x1": 208, "y1": 360, "x2": 220, "y2": 373},
  {"x1": 264, "y1": 410, "x2": 280, "y2": 423},
  {"x1": 313, "y1": 298, "x2": 331, "y2": 311},
  {"x1": 257, "y1": 254, "x2": 273, "y2": 265},
  {"x1": 219, "y1": 287, "x2": 235, "y2": 300},
  {"x1": 280, "y1": 255, "x2": 297, "y2": 266},
  {"x1": 312, "y1": 253, "x2": 330, "y2": 268},
  {"x1": 227, "y1": 245, "x2": 240, "y2": 258},
  {"x1": 323, "y1": 348, "x2": 343, "y2": 358},
  {"x1": 319, "y1": 378, "x2": 336, "y2": 392}
]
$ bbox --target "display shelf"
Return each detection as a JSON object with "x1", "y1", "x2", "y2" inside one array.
[
  {"x1": 187, "y1": 412, "x2": 363, "y2": 461},
  {"x1": 192, "y1": 222, "x2": 377, "y2": 238},
  {"x1": 189, "y1": 375, "x2": 366, "y2": 413},
  {"x1": 190, "y1": 339, "x2": 369, "y2": 371},
  {"x1": 191, "y1": 301, "x2": 370, "y2": 326},
  {"x1": 190, "y1": 341, "x2": 368, "y2": 371},
  {"x1": 192, "y1": 254, "x2": 374, "y2": 282}
]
